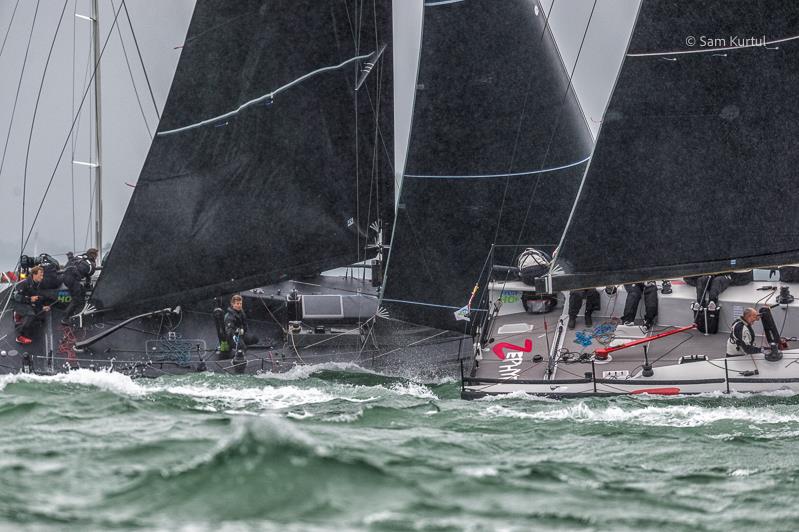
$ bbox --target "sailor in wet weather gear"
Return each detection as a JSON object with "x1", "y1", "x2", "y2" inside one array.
[
  {"x1": 727, "y1": 313, "x2": 762, "y2": 357},
  {"x1": 60, "y1": 249, "x2": 97, "y2": 324},
  {"x1": 224, "y1": 305, "x2": 259, "y2": 349},
  {"x1": 13, "y1": 268, "x2": 51, "y2": 343},
  {"x1": 568, "y1": 289, "x2": 600, "y2": 329},
  {"x1": 621, "y1": 282, "x2": 658, "y2": 328}
]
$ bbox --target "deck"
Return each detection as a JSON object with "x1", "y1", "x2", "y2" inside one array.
[{"x1": 463, "y1": 280, "x2": 799, "y2": 397}]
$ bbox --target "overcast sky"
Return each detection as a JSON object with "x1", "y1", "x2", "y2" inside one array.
[{"x1": 0, "y1": 0, "x2": 639, "y2": 272}]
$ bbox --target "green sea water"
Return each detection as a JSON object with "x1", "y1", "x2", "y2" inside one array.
[{"x1": 1, "y1": 366, "x2": 799, "y2": 531}]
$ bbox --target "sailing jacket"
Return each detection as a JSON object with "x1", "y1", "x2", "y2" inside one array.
[
  {"x1": 63, "y1": 255, "x2": 96, "y2": 281},
  {"x1": 727, "y1": 318, "x2": 761, "y2": 356},
  {"x1": 13, "y1": 277, "x2": 44, "y2": 309},
  {"x1": 224, "y1": 307, "x2": 249, "y2": 339},
  {"x1": 60, "y1": 255, "x2": 96, "y2": 294}
]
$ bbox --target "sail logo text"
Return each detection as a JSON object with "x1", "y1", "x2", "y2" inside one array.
[
  {"x1": 492, "y1": 339, "x2": 533, "y2": 380},
  {"x1": 499, "y1": 351, "x2": 525, "y2": 380}
]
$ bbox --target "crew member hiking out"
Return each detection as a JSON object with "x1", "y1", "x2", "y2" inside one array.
[
  {"x1": 224, "y1": 294, "x2": 259, "y2": 352},
  {"x1": 13, "y1": 266, "x2": 52, "y2": 344},
  {"x1": 727, "y1": 307, "x2": 762, "y2": 356},
  {"x1": 59, "y1": 248, "x2": 98, "y2": 325}
]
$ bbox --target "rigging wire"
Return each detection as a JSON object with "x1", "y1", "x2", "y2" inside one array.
[
  {"x1": 0, "y1": 0, "x2": 21, "y2": 61},
  {"x1": 21, "y1": 0, "x2": 126, "y2": 255},
  {"x1": 72, "y1": 23, "x2": 94, "y2": 253},
  {"x1": 1, "y1": 0, "x2": 42, "y2": 258},
  {"x1": 70, "y1": 0, "x2": 98, "y2": 253},
  {"x1": 501, "y1": 0, "x2": 598, "y2": 295},
  {"x1": 360, "y1": 0, "x2": 385, "y2": 275},
  {"x1": 472, "y1": 0, "x2": 560, "y2": 332},
  {"x1": 488, "y1": 0, "x2": 559, "y2": 248},
  {"x1": 70, "y1": 0, "x2": 77, "y2": 252},
  {"x1": 354, "y1": 0, "x2": 363, "y2": 266},
  {"x1": 21, "y1": 0, "x2": 71, "y2": 259},
  {"x1": 110, "y1": 0, "x2": 152, "y2": 139},
  {"x1": 121, "y1": 1, "x2": 160, "y2": 120}
]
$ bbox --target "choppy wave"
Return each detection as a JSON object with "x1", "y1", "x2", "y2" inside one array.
[
  {"x1": 482, "y1": 400, "x2": 799, "y2": 427},
  {"x1": 98, "y1": 416, "x2": 409, "y2": 524},
  {"x1": 0, "y1": 368, "x2": 147, "y2": 396},
  {"x1": 4, "y1": 370, "x2": 799, "y2": 530}
]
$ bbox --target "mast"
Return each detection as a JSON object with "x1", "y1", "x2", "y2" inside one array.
[{"x1": 92, "y1": 0, "x2": 103, "y2": 263}]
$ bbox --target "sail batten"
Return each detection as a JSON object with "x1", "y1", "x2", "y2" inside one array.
[{"x1": 549, "y1": 0, "x2": 799, "y2": 293}]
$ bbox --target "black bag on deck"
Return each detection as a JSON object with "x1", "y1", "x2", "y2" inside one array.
[
  {"x1": 779, "y1": 266, "x2": 799, "y2": 283},
  {"x1": 729, "y1": 270, "x2": 753, "y2": 286},
  {"x1": 521, "y1": 292, "x2": 557, "y2": 314},
  {"x1": 695, "y1": 305, "x2": 720, "y2": 334}
]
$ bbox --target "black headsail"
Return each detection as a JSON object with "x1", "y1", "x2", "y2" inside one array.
[
  {"x1": 547, "y1": 0, "x2": 799, "y2": 292},
  {"x1": 381, "y1": 0, "x2": 592, "y2": 331},
  {"x1": 92, "y1": 0, "x2": 393, "y2": 311}
]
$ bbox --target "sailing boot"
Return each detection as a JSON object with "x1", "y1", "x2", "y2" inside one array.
[
  {"x1": 584, "y1": 312, "x2": 593, "y2": 328},
  {"x1": 61, "y1": 297, "x2": 82, "y2": 326}
]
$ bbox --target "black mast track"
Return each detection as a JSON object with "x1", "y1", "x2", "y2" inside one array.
[{"x1": 550, "y1": 0, "x2": 799, "y2": 292}]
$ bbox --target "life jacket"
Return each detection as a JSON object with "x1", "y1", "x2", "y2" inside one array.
[
  {"x1": 65, "y1": 254, "x2": 96, "y2": 279},
  {"x1": 727, "y1": 317, "x2": 756, "y2": 356},
  {"x1": 37, "y1": 254, "x2": 61, "y2": 289}
]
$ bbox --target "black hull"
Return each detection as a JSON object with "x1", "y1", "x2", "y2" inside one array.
[{"x1": 0, "y1": 279, "x2": 469, "y2": 381}]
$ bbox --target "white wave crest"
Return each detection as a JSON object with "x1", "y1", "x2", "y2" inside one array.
[
  {"x1": 0, "y1": 369, "x2": 146, "y2": 396},
  {"x1": 483, "y1": 402, "x2": 799, "y2": 427},
  {"x1": 286, "y1": 410, "x2": 314, "y2": 420},
  {"x1": 323, "y1": 409, "x2": 363, "y2": 423},
  {"x1": 387, "y1": 381, "x2": 437, "y2": 399},
  {"x1": 256, "y1": 361, "x2": 375, "y2": 381},
  {"x1": 476, "y1": 390, "x2": 558, "y2": 403},
  {"x1": 162, "y1": 383, "x2": 339, "y2": 410}
]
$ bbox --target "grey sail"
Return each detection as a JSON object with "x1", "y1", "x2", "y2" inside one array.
[
  {"x1": 92, "y1": 0, "x2": 393, "y2": 311},
  {"x1": 548, "y1": 0, "x2": 799, "y2": 292},
  {"x1": 381, "y1": 0, "x2": 592, "y2": 331}
]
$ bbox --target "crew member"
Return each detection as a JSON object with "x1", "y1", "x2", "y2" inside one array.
[
  {"x1": 567, "y1": 289, "x2": 600, "y2": 329},
  {"x1": 727, "y1": 307, "x2": 762, "y2": 356},
  {"x1": 60, "y1": 248, "x2": 98, "y2": 325},
  {"x1": 13, "y1": 266, "x2": 51, "y2": 344},
  {"x1": 224, "y1": 294, "x2": 259, "y2": 350},
  {"x1": 621, "y1": 281, "x2": 658, "y2": 329},
  {"x1": 691, "y1": 273, "x2": 731, "y2": 309}
]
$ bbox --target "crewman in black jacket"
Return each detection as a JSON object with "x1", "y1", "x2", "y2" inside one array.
[
  {"x1": 224, "y1": 294, "x2": 259, "y2": 350},
  {"x1": 13, "y1": 266, "x2": 51, "y2": 344},
  {"x1": 60, "y1": 248, "x2": 98, "y2": 325},
  {"x1": 621, "y1": 281, "x2": 658, "y2": 329},
  {"x1": 567, "y1": 289, "x2": 600, "y2": 329},
  {"x1": 727, "y1": 308, "x2": 762, "y2": 356}
]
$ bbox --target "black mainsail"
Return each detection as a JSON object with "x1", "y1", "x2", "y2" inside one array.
[
  {"x1": 546, "y1": 1, "x2": 799, "y2": 292},
  {"x1": 381, "y1": 0, "x2": 592, "y2": 331},
  {"x1": 92, "y1": 0, "x2": 393, "y2": 311}
]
